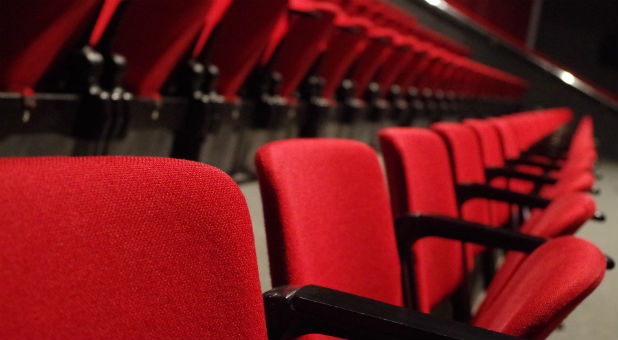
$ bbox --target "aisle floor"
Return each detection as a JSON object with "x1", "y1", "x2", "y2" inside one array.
[{"x1": 240, "y1": 159, "x2": 618, "y2": 339}]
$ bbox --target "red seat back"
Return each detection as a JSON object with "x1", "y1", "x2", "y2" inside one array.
[
  {"x1": 201, "y1": 0, "x2": 288, "y2": 100},
  {"x1": 110, "y1": 0, "x2": 221, "y2": 97},
  {"x1": 432, "y1": 122, "x2": 493, "y2": 266},
  {"x1": 489, "y1": 117, "x2": 536, "y2": 193},
  {"x1": 379, "y1": 128, "x2": 465, "y2": 313},
  {"x1": 347, "y1": 36, "x2": 395, "y2": 98},
  {"x1": 255, "y1": 139, "x2": 403, "y2": 307},
  {"x1": 464, "y1": 119, "x2": 510, "y2": 227},
  {"x1": 268, "y1": 1, "x2": 339, "y2": 100},
  {"x1": 316, "y1": 22, "x2": 369, "y2": 101},
  {"x1": 0, "y1": 157, "x2": 267, "y2": 339}
]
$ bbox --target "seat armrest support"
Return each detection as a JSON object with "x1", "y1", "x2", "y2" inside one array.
[
  {"x1": 486, "y1": 167, "x2": 558, "y2": 185},
  {"x1": 263, "y1": 285, "x2": 523, "y2": 340},
  {"x1": 455, "y1": 183, "x2": 551, "y2": 209},
  {"x1": 394, "y1": 213, "x2": 546, "y2": 255},
  {"x1": 505, "y1": 158, "x2": 561, "y2": 171}
]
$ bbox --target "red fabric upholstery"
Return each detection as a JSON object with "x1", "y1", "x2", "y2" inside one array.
[
  {"x1": 379, "y1": 128, "x2": 465, "y2": 313},
  {"x1": 0, "y1": 157, "x2": 267, "y2": 339},
  {"x1": 394, "y1": 42, "x2": 434, "y2": 91},
  {"x1": 203, "y1": 0, "x2": 288, "y2": 99},
  {"x1": 489, "y1": 117, "x2": 537, "y2": 194},
  {"x1": 191, "y1": 0, "x2": 234, "y2": 62},
  {"x1": 317, "y1": 24, "x2": 369, "y2": 100},
  {"x1": 478, "y1": 192, "x2": 596, "y2": 320},
  {"x1": 568, "y1": 115, "x2": 596, "y2": 161},
  {"x1": 540, "y1": 171, "x2": 595, "y2": 198},
  {"x1": 488, "y1": 117, "x2": 520, "y2": 160},
  {"x1": 268, "y1": 2, "x2": 338, "y2": 100},
  {"x1": 374, "y1": 43, "x2": 416, "y2": 97},
  {"x1": 89, "y1": 0, "x2": 123, "y2": 47},
  {"x1": 255, "y1": 139, "x2": 403, "y2": 308},
  {"x1": 0, "y1": 0, "x2": 103, "y2": 92},
  {"x1": 432, "y1": 122, "x2": 492, "y2": 265},
  {"x1": 464, "y1": 119, "x2": 510, "y2": 227},
  {"x1": 348, "y1": 37, "x2": 394, "y2": 98},
  {"x1": 473, "y1": 236, "x2": 605, "y2": 339},
  {"x1": 111, "y1": 0, "x2": 217, "y2": 97}
]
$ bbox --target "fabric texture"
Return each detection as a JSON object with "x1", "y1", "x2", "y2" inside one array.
[
  {"x1": 478, "y1": 192, "x2": 596, "y2": 320},
  {"x1": 379, "y1": 128, "x2": 465, "y2": 313},
  {"x1": 0, "y1": 156, "x2": 267, "y2": 339},
  {"x1": 432, "y1": 122, "x2": 493, "y2": 263},
  {"x1": 255, "y1": 139, "x2": 403, "y2": 308},
  {"x1": 473, "y1": 236, "x2": 605, "y2": 339}
]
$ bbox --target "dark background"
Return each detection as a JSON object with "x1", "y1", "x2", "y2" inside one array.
[
  {"x1": 535, "y1": 0, "x2": 617, "y2": 94},
  {"x1": 392, "y1": 0, "x2": 618, "y2": 159}
]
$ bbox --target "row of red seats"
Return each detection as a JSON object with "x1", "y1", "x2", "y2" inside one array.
[
  {"x1": 0, "y1": 0, "x2": 527, "y2": 177},
  {"x1": 254, "y1": 107, "x2": 608, "y2": 338},
  {"x1": 0, "y1": 108, "x2": 607, "y2": 339}
]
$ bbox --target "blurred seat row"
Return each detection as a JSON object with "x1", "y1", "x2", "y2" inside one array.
[
  {"x1": 0, "y1": 106, "x2": 610, "y2": 338},
  {"x1": 1, "y1": 0, "x2": 527, "y2": 179}
]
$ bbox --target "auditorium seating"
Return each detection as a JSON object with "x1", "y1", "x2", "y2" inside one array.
[
  {"x1": 254, "y1": 138, "x2": 607, "y2": 339},
  {"x1": 0, "y1": 0, "x2": 527, "y2": 173},
  {"x1": 0, "y1": 1, "x2": 612, "y2": 339},
  {"x1": 380, "y1": 122, "x2": 602, "y2": 293}
]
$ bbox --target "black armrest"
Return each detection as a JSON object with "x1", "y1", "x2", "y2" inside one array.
[
  {"x1": 456, "y1": 183, "x2": 551, "y2": 209},
  {"x1": 264, "y1": 285, "x2": 523, "y2": 340},
  {"x1": 505, "y1": 158, "x2": 561, "y2": 171},
  {"x1": 524, "y1": 149, "x2": 567, "y2": 162},
  {"x1": 394, "y1": 213, "x2": 546, "y2": 254},
  {"x1": 486, "y1": 167, "x2": 558, "y2": 185}
]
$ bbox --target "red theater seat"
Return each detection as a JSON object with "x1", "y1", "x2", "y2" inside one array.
[
  {"x1": 382, "y1": 125, "x2": 597, "y2": 237},
  {"x1": 255, "y1": 139, "x2": 404, "y2": 307},
  {"x1": 0, "y1": 157, "x2": 267, "y2": 339},
  {"x1": 256, "y1": 138, "x2": 606, "y2": 339},
  {"x1": 379, "y1": 127, "x2": 600, "y2": 307}
]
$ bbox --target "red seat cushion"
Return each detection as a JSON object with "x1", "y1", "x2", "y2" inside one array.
[
  {"x1": 255, "y1": 139, "x2": 403, "y2": 308},
  {"x1": 477, "y1": 192, "x2": 596, "y2": 321},
  {"x1": 432, "y1": 122, "x2": 493, "y2": 265},
  {"x1": 473, "y1": 236, "x2": 605, "y2": 339},
  {"x1": 0, "y1": 157, "x2": 266, "y2": 339}
]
